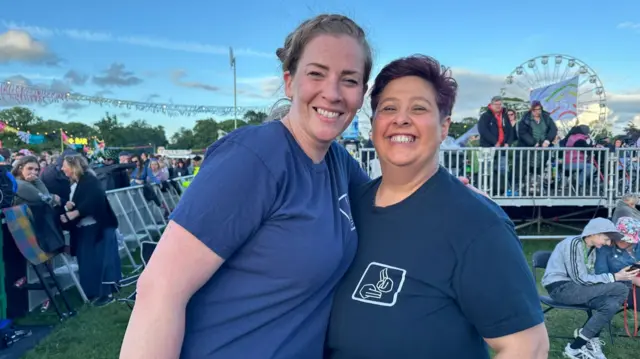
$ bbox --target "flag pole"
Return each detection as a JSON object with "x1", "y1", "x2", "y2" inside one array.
[{"x1": 60, "y1": 128, "x2": 63, "y2": 152}]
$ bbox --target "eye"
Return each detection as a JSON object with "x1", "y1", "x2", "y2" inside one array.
[
  {"x1": 308, "y1": 71, "x2": 323, "y2": 78},
  {"x1": 413, "y1": 106, "x2": 427, "y2": 112},
  {"x1": 343, "y1": 78, "x2": 359, "y2": 86},
  {"x1": 380, "y1": 106, "x2": 396, "y2": 112}
]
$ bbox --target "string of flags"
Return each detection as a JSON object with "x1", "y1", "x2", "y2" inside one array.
[{"x1": 0, "y1": 81, "x2": 269, "y2": 117}]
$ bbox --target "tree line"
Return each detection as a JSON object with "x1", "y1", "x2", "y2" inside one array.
[{"x1": 0, "y1": 107, "x2": 269, "y2": 152}]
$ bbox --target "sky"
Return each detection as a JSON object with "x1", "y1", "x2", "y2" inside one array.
[{"x1": 0, "y1": 0, "x2": 639, "y2": 139}]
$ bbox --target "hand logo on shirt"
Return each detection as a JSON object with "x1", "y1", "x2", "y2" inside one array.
[
  {"x1": 352, "y1": 262, "x2": 407, "y2": 307},
  {"x1": 358, "y1": 268, "x2": 395, "y2": 299}
]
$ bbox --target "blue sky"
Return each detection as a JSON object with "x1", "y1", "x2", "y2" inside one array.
[{"x1": 1, "y1": 0, "x2": 639, "y2": 138}]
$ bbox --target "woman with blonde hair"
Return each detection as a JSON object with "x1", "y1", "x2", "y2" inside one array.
[{"x1": 60, "y1": 155, "x2": 121, "y2": 306}]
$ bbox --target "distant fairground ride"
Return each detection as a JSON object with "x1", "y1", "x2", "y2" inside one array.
[
  {"x1": 265, "y1": 97, "x2": 291, "y2": 122},
  {"x1": 500, "y1": 54, "x2": 608, "y2": 135}
]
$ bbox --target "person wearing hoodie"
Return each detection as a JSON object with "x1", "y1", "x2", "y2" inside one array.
[
  {"x1": 612, "y1": 193, "x2": 640, "y2": 223},
  {"x1": 518, "y1": 100, "x2": 558, "y2": 148},
  {"x1": 541, "y1": 218, "x2": 638, "y2": 359},
  {"x1": 477, "y1": 96, "x2": 514, "y2": 148}
]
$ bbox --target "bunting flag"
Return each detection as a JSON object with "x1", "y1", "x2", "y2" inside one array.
[
  {"x1": 15, "y1": 131, "x2": 45, "y2": 145},
  {"x1": 0, "y1": 81, "x2": 269, "y2": 117}
]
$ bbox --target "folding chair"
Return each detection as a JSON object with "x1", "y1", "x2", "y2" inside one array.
[
  {"x1": 115, "y1": 240, "x2": 158, "y2": 308},
  {"x1": 3, "y1": 205, "x2": 77, "y2": 321},
  {"x1": 532, "y1": 250, "x2": 615, "y2": 344}
]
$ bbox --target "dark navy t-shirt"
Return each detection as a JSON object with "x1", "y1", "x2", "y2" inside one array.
[
  {"x1": 169, "y1": 121, "x2": 369, "y2": 359},
  {"x1": 325, "y1": 167, "x2": 544, "y2": 359}
]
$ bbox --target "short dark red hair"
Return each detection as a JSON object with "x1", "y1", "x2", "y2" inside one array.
[{"x1": 370, "y1": 55, "x2": 458, "y2": 120}]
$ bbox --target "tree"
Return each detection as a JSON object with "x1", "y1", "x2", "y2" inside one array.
[
  {"x1": 170, "y1": 127, "x2": 196, "y2": 149},
  {"x1": 448, "y1": 117, "x2": 478, "y2": 138},
  {"x1": 243, "y1": 110, "x2": 267, "y2": 125},
  {"x1": 624, "y1": 122, "x2": 640, "y2": 142}
]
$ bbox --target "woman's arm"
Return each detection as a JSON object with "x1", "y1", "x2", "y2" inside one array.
[
  {"x1": 120, "y1": 222, "x2": 223, "y2": 359},
  {"x1": 120, "y1": 140, "x2": 277, "y2": 359},
  {"x1": 32, "y1": 178, "x2": 50, "y2": 195}
]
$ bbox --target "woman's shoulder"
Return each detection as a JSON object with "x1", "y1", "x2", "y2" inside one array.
[{"x1": 206, "y1": 122, "x2": 289, "y2": 159}]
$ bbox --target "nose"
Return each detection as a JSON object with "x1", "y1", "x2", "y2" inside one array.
[
  {"x1": 392, "y1": 109, "x2": 411, "y2": 127},
  {"x1": 321, "y1": 77, "x2": 343, "y2": 103}
]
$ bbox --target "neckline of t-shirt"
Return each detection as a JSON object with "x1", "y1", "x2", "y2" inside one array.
[
  {"x1": 274, "y1": 120, "x2": 328, "y2": 173},
  {"x1": 370, "y1": 167, "x2": 446, "y2": 213}
]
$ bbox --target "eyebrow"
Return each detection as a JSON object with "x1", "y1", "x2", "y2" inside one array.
[
  {"x1": 379, "y1": 96, "x2": 434, "y2": 106},
  {"x1": 306, "y1": 63, "x2": 360, "y2": 76}
]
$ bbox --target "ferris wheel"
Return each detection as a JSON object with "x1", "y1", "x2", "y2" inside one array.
[{"x1": 500, "y1": 54, "x2": 608, "y2": 135}]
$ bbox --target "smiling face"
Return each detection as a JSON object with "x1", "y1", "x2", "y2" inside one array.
[
  {"x1": 372, "y1": 76, "x2": 449, "y2": 170},
  {"x1": 284, "y1": 34, "x2": 366, "y2": 144}
]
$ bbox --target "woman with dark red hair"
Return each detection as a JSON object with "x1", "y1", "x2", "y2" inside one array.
[{"x1": 325, "y1": 55, "x2": 549, "y2": 359}]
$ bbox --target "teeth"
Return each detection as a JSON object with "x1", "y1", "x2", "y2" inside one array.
[
  {"x1": 390, "y1": 135, "x2": 415, "y2": 143},
  {"x1": 316, "y1": 108, "x2": 340, "y2": 118}
]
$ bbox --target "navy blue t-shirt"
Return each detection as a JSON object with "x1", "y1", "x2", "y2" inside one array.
[
  {"x1": 325, "y1": 167, "x2": 544, "y2": 359},
  {"x1": 169, "y1": 121, "x2": 369, "y2": 359}
]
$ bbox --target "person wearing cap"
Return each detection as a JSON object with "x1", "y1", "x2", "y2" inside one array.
[
  {"x1": 596, "y1": 216, "x2": 640, "y2": 308},
  {"x1": 542, "y1": 217, "x2": 638, "y2": 359},
  {"x1": 518, "y1": 100, "x2": 558, "y2": 148},
  {"x1": 477, "y1": 95, "x2": 514, "y2": 148}
]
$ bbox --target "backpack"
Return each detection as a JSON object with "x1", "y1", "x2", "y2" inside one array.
[{"x1": 0, "y1": 167, "x2": 17, "y2": 209}]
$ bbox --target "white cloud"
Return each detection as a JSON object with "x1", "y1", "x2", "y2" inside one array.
[
  {"x1": 1, "y1": 20, "x2": 273, "y2": 58},
  {"x1": 0, "y1": 30, "x2": 58, "y2": 65},
  {"x1": 617, "y1": 22, "x2": 640, "y2": 30}
]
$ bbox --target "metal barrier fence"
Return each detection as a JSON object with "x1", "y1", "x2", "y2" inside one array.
[
  {"x1": 361, "y1": 147, "x2": 640, "y2": 210},
  {"x1": 26, "y1": 175, "x2": 194, "y2": 311}
]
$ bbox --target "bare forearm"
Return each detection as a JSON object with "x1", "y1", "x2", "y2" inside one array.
[{"x1": 120, "y1": 296, "x2": 186, "y2": 359}]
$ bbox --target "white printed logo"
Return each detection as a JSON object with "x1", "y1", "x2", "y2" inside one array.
[
  {"x1": 338, "y1": 194, "x2": 355, "y2": 231},
  {"x1": 351, "y1": 262, "x2": 407, "y2": 307}
]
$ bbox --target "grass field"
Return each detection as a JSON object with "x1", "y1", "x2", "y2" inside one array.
[{"x1": 16, "y1": 239, "x2": 640, "y2": 359}]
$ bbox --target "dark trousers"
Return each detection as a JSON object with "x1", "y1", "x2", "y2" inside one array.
[
  {"x1": 75, "y1": 225, "x2": 122, "y2": 299},
  {"x1": 549, "y1": 282, "x2": 629, "y2": 338}
]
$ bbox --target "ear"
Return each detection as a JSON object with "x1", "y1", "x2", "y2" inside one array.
[
  {"x1": 440, "y1": 116, "x2": 451, "y2": 141},
  {"x1": 284, "y1": 71, "x2": 293, "y2": 99}
]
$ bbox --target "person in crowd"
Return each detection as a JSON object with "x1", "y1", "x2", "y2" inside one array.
[
  {"x1": 59, "y1": 155, "x2": 121, "y2": 307},
  {"x1": 147, "y1": 159, "x2": 168, "y2": 184},
  {"x1": 191, "y1": 155, "x2": 202, "y2": 176},
  {"x1": 41, "y1": 148, "x2": 77, "y2": 206},
  {"x1": 518, "y1": 100, "x2": 558, "y2": 148},
  {"x1": 541, "y1": 217, "x2": 638, "y2": 359},
  {"x1": 507, "y1": 108, "x2": 519, "y2": 145},
  {"x1": 140, "y1": 151, "x2": 150, "y2": 168},
  {"x1": 129, "y1": 154, "x2": 148, "y2": 185},
  {"x1": 478, "y1": 95, "x2": 514, "y2": 148},
  {"x1": 119, "y1": 151, "x2": 131, "y2": 164},
  {"x1": 173, "y1": 160, "x2": 188, "y2": 177},
  {"x1": 596, "y1": 217, "x2": 640, "y2": 311},
  {"x1": 564, "y1": 124, "x2": 596, "y2": 188},
  {"x1": 325, "y1": 55, "x2": 548, "y2": 359},
  {"x1": 0, "y1": 148, "x2": 18, "y2": 208},
  {"x1": 12, "y1": 156, "x2": 60, "y2": 207},
  {"x1": 612, "y1": 193, "x2": 640, "y2": 222}
]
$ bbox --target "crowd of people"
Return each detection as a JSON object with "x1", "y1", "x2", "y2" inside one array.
[{"x1": 0, "y1": 147, "x2": 199, "y2": 313}]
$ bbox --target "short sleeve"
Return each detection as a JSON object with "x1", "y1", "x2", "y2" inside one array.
[
  {"x1": 169, "y1": 140, "x2": 277, "y2": 259},
  {"x1": 453, "y1": 221, "x2": 544, "y2": 339}
]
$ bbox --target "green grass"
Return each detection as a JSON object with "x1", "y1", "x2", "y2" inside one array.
[{"x1": 16, "y1": 240, "x2": 640, "y2": 359}]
